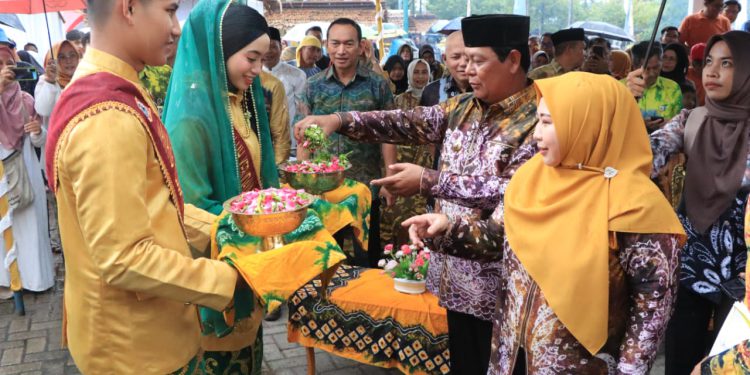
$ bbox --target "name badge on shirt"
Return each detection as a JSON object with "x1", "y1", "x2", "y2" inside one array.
[{"x1": 135, "y1": 98, "x2": 153, "y2": 122}]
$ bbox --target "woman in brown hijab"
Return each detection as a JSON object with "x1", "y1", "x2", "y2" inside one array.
[
  {"x1": 609, "y1": 50, "x2": 632, "y2": 80},
  {"x1": 647, "y1": 31, "x2": 750, "y2": 375}
]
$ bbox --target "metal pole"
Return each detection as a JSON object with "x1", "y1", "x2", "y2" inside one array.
[
  {"x1": 41, "y1": 0, "x2": 55, "y2": 60},
  {"x1": 635, "y1": 0, "x2": 668, "y2": 102},
  {"x1": 641, "y1": 0, "x2": 667, "y2": 70},
  {"x1": 403, "y1": 0, "x2": 408, "y2": 34}
]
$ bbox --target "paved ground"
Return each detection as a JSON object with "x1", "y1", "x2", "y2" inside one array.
[
  {"x1": 0, "y1": 255, "x2": 666, "y2": 375},
  {"x1": 0, "y1": 255, "x2": 399, "y2": 375}
]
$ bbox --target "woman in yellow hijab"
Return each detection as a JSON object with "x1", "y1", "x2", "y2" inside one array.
[{"x1": 405, "y1": 72, "x2": 685, "y2": 374}]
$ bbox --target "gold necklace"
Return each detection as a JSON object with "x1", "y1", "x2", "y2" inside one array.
[
  {"x1": 233, "y1": 93, "x2": 253, "y2": 138},
  {"x1": 241, "y1": 87, "x2": 263, "y2": 187}
]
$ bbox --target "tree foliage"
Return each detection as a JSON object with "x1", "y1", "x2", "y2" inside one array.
[{"x1": 423, "y1": 0, "x2": 689, "y2": 45}]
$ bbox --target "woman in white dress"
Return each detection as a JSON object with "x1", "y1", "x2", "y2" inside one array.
[
  {"x1": 0, "y1": 45, "x2": 55, "y2": 300},
  {"x1": 33, "y1": 41, "x2": 79, "y2": 253},
  {"x1": 34, "y1": 41, "x2": 79, "y2": 171}
]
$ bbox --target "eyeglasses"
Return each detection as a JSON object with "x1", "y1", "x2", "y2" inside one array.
[{"x1": 57, "y1": 52, "x2": 78, "y2": 61}]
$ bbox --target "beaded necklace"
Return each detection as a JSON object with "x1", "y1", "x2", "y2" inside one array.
[
  {"x1": 218, "y1": 1, "x2": 263, "y2": 191},
  {"x1": 243, "y1": 87, "x2": 263, "y2": 188},
  {"x1": 227, "y1": 86, "x2": 263, "y2": 189}
]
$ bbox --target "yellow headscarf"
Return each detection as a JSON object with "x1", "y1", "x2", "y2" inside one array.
[
  {"x1": 296, "y1": 36, "x2": 321, "y2": 67},
  {"x1": 504, "y1": 72, "x2": 685, "y2": 355},
  {"x1": 44, "y1": 41, "x2": 79, "y2": 88}
]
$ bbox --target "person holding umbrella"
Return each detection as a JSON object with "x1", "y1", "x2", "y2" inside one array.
[{"x1": 35, "y1": 41, "x2": 79, "y2": 160}]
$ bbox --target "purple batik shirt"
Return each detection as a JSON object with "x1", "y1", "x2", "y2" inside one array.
[{"x1": 338, "y1": 85, "x2": 538, "y2": 320}]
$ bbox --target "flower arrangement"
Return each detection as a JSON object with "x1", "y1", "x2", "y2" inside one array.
[
  {"x1": 378, "y1": 243, "x2": 431, "y2": 281},
  {"x1": 283, "y1": 125, "x2": 350, "y2": 174},
  {"x1": 229, "y1": 187, "x2": 313, "y2": 214},
  {"x1": 282, "y1": 157, "x2": 348, "y2": 173}
]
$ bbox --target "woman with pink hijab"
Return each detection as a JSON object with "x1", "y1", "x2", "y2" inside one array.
[{"x1": 0, "y1": 45, "x2": 55, "y2": 303}]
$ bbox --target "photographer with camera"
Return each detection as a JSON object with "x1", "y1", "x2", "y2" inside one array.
[
  {"x1": 0, "y1": 44, "x2": 55, "y2": 301},
  {"x1": 0, "y1": 30, "x2": 38, "y2": 97}
]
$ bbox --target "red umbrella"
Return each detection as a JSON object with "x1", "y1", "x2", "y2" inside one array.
[
  {"x1": 0, "y1": 0, "x2": 86, "y2": 14},
  {"x1": 62, "y1": 11, "x2": 85, "y2": 32},
  {"x1": 59, "y1": 10, "x2": 85, "y2": 32},
  {"x1": 0, "y1": 0, "x2": 87, "y2": 58}
]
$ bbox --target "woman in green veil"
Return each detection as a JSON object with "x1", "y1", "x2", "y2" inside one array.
[
  {"x1": 164, "y1": 0, "x2": 278, "y2": 215},
  {"x1": 163, "y1": 0, "x2": 278, "y2": 373}
]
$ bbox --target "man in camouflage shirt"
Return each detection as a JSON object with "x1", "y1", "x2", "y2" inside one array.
[{"x1": 527, "y1": 28, "x2": 586, "y2": 80}]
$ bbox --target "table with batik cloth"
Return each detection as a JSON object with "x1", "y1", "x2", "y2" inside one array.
[
  {"x1": 198, "y1": 179, "x2": 371, "y2": 339},
  {"x1": 288, "y1": 265, "x2": 451, "y2": 375}
]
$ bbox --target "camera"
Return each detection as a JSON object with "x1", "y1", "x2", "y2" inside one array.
[{"x1": 9, "y1": 66, "x2": 38, "y2": 82}]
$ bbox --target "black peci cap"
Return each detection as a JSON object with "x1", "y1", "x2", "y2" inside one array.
[
  {"x1": 268, "y1": 27, "x2": 281, "y2": 42},
  {"x1": 461, "y1": 14, "x2": 530, "y2": 48},
  {"x1": 551, "y1": 28, "x2": 586, "y2": 46}
]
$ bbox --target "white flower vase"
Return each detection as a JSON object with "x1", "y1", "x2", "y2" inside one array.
[{"x1": 393, "y1": 278, "x2": 427, "y2": 294}]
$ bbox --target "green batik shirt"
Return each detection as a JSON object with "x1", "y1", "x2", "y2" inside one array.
[
  {"x1": 301, "y1": 63, "x2": 394, "y2": 187},
  {"x1": 623, "y1": 76, "x2": 683, "y2": 123},
  {"x1": 139, "y1": 65, "x2": 173, "y2": 110}
]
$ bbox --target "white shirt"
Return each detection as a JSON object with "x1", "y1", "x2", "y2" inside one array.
[
  {"x1": 264, "y1": 62, "x2": 307, "y2": 150},
  {"x1": 33, "y1": 77, "x2": 62, "y2": 173}
]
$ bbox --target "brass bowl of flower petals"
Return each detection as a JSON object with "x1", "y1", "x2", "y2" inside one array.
[
  {"x1": 279, "y1": 159, "x2": 350, "y2": 195},
  {"x1": 223, "y1": 188, "x2": 313, "y2": 251}
]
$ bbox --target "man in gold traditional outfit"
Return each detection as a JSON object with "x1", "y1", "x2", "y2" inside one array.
[{"x1": 45, "y1": 0, "x2": 243, "y2": 373}]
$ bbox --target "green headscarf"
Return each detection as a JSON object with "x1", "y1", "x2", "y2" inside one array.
[{"x1": 163, "y1": 0, "x2": 279, "y2": 215}]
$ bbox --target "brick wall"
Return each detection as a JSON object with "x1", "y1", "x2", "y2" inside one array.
[
  {"x1": 266, "y1": 1, "x2": 377, "y2": 33},
  {"x1": 264, "y1": 1, "x2": 436, "y2": 35}
]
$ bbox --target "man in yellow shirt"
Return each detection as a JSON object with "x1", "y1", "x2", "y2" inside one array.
[
  {"x1": 259, "y1": 70, "x2": 291, "y2": 164},
  {"x1": 44, "y1": 0, "x2": 243, "y2": 373}
]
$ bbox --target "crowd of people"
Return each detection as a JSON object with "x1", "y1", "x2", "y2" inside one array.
[{"x1": 0, "y1": 0, "x2": 750, "y2": 373}]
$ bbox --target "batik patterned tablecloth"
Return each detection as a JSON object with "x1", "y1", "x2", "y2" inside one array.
[{"x1": 288, "y1": 265, "x2": 450, "y2": 374}]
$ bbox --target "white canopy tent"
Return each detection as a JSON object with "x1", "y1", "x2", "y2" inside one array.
[{"x1": 1, "y1": 13, "x2": 65, "y2": 60}]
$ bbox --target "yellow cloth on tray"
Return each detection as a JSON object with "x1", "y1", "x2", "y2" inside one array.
[
  {"x1": 318, "y1": 179, "x2": 372, "y2": 252},
  {"x1": 282, "y1": 178, "x2": 372, "y2": 254},
  {"x1": 211, "y1": 209, "x2": 347, "y2": 313},
  {"x1": 198, "y1": 180, "x2": 370, "y2": 350}
]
